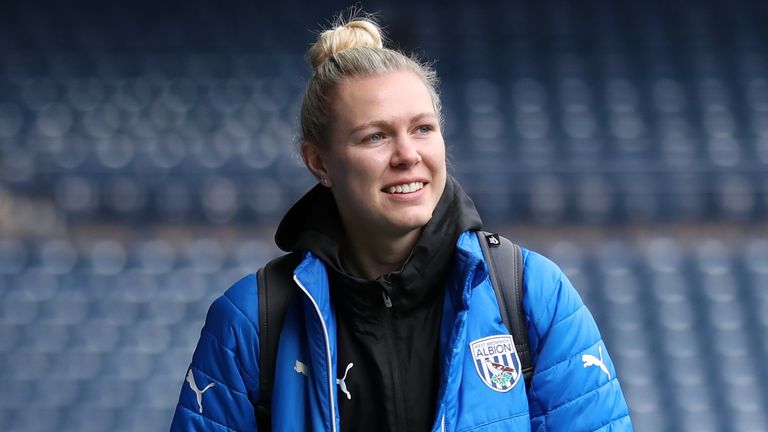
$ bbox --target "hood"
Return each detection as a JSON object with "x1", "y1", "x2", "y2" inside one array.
[{"x1": 274, "y1": 176, "x2": 483, "y2": 310}]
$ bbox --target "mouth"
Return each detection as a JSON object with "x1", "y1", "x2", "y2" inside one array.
[{"x1": 384, "y1": 181, "x2": 425, "y2": 194}]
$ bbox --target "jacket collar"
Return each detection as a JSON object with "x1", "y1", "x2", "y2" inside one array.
[
  {"x1": 276, "y1": 176, "x2": 483, "y2": 313},
  {"x1": 292, "y1": 230, "x2": 489, "y2": 315}
]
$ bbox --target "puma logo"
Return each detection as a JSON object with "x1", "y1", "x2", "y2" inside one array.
[
  {"x1": 186, "y1": 369, "x2": 215, "y2": 414},
  {"x1": 294, "y1": 360, "x2": 309, "y2": 376},
  {"x1": 337, "y1": 362, "x2": 354, "y2": 400},
  {"x1": 581, "y1": 345, "x2": 611, "y2": 379}
]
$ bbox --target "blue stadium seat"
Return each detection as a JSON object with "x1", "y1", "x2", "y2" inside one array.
[
  {"x1": 210, "y1": 78, "x2": 251, "y2": 114},
  {"x1": 37, "y1": 239, "x2": 78, "y2": 275},
  {"x1": 234, "y1": 239, "x2": 280, "y2": 270},
  {"x1": 121, "y1": 321, "x2": 172, "y2": 354},
  {"x1": 644, "y1": 237, "x2": 686, "y2": 274},
  {"x1": 22, "y1": 322, "x2": 72, "y2": 353},
  {"x1": 138, "y1": 376, "x2": 183, "y2": 410},
  {"x1": 660, "y1": 328, "x2": 701, "y2": 361},
  {"x1": 65, "y1": 77, "x2": 107, "y2": 112},
  {"x1": 34, "y1": 102, "x2": 74, "y2": 139},
  {"x1": 55, "y1": 350, "x2": 104, "y2": 381},
  {"x1": 153, "y1": 180, "x2": 193, "y2": 221},
  {"x1": 16, "y1": 269, "x2": 58, "y2": 301},
  {"x1": 732, "y1": 413, "x2": 768, "y2": 432},
  {"x1": 528, "y1": 176, "x2": 566, "y2": 222},
  {"x1": 115, "y1": 270, "x2": 159, "y2": 303},
  {"x1": 1, "y1": 147, "x2": 37, "y2": 185},
  {"x1": 34, "y1": 379, "x2": 82, "y2": 408},
  {"x1": 8, "y1": 407, "x2": 64, "y2": 432},
  {"x1": 61, "y1": 407, "x2": 117, "y2": 432},
  {"x1": 0, "y1": 322, "x2": 19, "y2": 353},
  {"x1": 102, "y1": 350, "x2": 155, "y2": 380},
  {"x1": 71, "y1": 320, "x2": 120, "y2": 353},
  {"x1": 93, "y1": 292, "x2": 141, "y2": 327},
  {"x1": 1, "y1": 288, "x2": 40, "y2": 325},
  {"x1": 163, "y1": 269, "x2": 211, "y2": 304},
  {"x1": 722, "y1": 378, "x2": 767, "y2": 427},
  {"x1": 200, "y1": 176, "x2": 239, "y2": 223},
  {"x1": 154, "y1": 347, "x2": 193, "y2": 379},
  {"x1": 47, "y1": 132, "x2": 89, "y2": 170},
  {"x1": 657, "y1": 300, "x2": 696, "y2": 332},
  {"x1": 3, "y1": 350, "x2": 51, "y2": 383},
  {"x1": 0, "y1": 102, "x2": 24, "y2": 139},
  {"x1": 79, "y1": 101, "x2": 121, "y2": 140},
  {"x1": 19, "y1": 78, "x2": 60, "y2": 111},
  {"x1": 133, "y1": 239, "x2": 176, "y2": 274},
  {"x1": 86, "y1": 241, "x2": 127, "y2": 275},
  {"x1": 102, "y1": 176, "x2": 147, "y2": 219},
  {"x1": 0, "y1": 409, "x2": 13, "y2": 431},
  {"x1": 171, "y1": 319, "x2": 206, "y2": 351},
  {"x1": 119, "y1": 405, "x2": 174, "y2": 432},
  {"x1": 180, "y1": 238, "x2": 225, "y2": 273},
  {"x1": 0, "y1": 1, "x2": 767, "y2": 430},
  {"x1": 95, "y1": 134, "x2": 136, "y2": 171},
  {"x1": 54, "y1": 176, "x2": 100, "y2": 218},
  {"x1": 80, "y1": 377, "x2": 138, "y2": 408}
]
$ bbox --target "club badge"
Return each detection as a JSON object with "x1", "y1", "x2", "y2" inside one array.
[{"x1": 470, "y1": 335, "x2": 521, "y2": 392}]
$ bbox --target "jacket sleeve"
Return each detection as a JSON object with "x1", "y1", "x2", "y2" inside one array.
[
  {"x1": 522, "y1": 250, "x2": 633, "y2": 432},
  {"x1": 170, "y1": 274, "x2": 261, "y2": 431}
]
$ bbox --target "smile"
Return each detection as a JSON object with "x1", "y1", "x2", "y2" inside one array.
[{"x1": 386, "y1": 182, "x2": 424, "y2": 194}]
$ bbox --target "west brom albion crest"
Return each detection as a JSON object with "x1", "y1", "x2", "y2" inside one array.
[{"x1": 470, "y1": 335, "x2": 521, "y2": 392}]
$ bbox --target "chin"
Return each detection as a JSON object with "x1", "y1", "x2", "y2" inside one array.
[{"x1": 389, "y1": 212, "x2": 433, "y2": 233}]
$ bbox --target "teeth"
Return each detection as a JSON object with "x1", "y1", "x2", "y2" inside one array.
[{"x1": 387, "y1": 182, "x2": 424, "y2": 194}]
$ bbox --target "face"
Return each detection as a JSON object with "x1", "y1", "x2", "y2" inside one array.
[{"x1": 305, "y1": 71, "x2": 447, "y2": 240}]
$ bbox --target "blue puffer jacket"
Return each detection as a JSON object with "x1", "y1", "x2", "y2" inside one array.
[{"x1": 170, "y1": 231, "x2": 633, "y2": 431}]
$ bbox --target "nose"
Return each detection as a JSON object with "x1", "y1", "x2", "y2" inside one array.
[{"x1": 390, "y1": 137, "x2": 422, "y2": 167}]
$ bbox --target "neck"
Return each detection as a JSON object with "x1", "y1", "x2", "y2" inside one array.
[{"x1": 343, "y1": 227, "x2": 422, "y2": 280}]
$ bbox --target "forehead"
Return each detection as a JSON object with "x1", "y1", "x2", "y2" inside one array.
[{"x1": 332, "y1": 71, "x2": 435, "y2": 126}]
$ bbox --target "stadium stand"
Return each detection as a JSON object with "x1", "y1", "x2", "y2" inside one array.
[{"x1": 0, "y1": 0, "x2": 766, "y2": 430}]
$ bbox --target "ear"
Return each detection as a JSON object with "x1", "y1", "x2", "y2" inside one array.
[{"x1": 301, "y1": 141, "x2": 333, "y2": 187}]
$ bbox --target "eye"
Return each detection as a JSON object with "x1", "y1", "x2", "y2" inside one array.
[
  {"x1": 367, "y1": 132, "x2": 385, "y2": 142},
  {"x1": 416, "y1": 125, "x2": 434, "y2": 134}
]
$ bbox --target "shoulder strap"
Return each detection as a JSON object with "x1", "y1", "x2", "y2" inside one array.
[
  {"x1": 255, "y1": 252, "x2": 301, "y2": 431},
  {"x1": 476, "y1": 231, "x2": 534, "y2": 388}
]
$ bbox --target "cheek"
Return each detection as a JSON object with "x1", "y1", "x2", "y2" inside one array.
[
  {"x1": 328, "y1": 155, "x2": 382, "y2": 200},
  {"x1": 428, "y1": 143, "x2": 447, "y2": 174},
  {"x1": 335, "y1": 151, "x2": 388, "y2": 181}
]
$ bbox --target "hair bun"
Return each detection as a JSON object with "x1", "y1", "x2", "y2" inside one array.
[{"x1": 309, "y1": 19, "x2": 384, "y2": 70}]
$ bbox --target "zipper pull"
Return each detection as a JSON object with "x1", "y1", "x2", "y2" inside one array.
[
  {"x1": 377, "y1": 275, "x2": 394, "y2": 308},
  {"x1": 382, "y1": 290, "x2": 393, "y2": 308}
]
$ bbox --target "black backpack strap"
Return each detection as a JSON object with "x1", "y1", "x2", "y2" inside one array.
[
  {"x1": 255, "y1": 252, "x2": 301, "y2": 431},
  {"x1": 476, "y1": 231, "x2": 534, "y2": 389}
]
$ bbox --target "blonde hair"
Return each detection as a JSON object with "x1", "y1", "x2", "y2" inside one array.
[{"x1": 300, "y1": 15, "x2": 442, "y2": 147}]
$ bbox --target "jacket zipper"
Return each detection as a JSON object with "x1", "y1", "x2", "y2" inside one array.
[
  {"x1": 381, "y1": 289, "x2": 407, "y2": 430},
  {"x1": 382, "y1": 290, "x2": 393, "y2": 308},
  {"x1": 294, "y1": 275, "x2": 337, "y2": 432}
]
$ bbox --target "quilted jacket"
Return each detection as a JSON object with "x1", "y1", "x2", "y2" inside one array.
[{"x1": 170, "y1": 231, "x2": 633, "y2": 431}]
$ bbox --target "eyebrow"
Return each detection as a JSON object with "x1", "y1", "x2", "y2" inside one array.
[{"x1": 348, "y1": 112, "x2": 438, "y2": 136}]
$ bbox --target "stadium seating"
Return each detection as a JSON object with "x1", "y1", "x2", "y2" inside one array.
[
  {"x1": 0, "y1": 0, "x2": 766, "y2": 430},
  {"x1": 1, "y1": 235, "x2": 767, "y2": 431}
]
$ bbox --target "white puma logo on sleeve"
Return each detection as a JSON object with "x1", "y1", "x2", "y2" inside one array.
[
  {"x1": 294, "y1": 360, "x2": 310, "y2": 376},
  {"x1": 337, "y1": 362, "x2": 354, "y2": 400},
  {"x1": 581, "y1": 345, "x2": 611, "y2": 379},
  {"x1": 186, "y1": 369, "x2": 215, "y2": 414}
]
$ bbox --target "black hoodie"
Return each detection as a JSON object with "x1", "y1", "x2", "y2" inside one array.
[{"x1": 275, "y1": 176, "x2": 482, "y2": 431}]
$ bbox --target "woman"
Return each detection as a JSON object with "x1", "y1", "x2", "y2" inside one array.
[{"x1": 170, "y1": 15, "x2": 633, "y2": 432}]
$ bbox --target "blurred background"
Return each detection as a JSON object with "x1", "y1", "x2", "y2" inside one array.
[{"x1": 0, "y1": 0, "x2": 767, "y2": 430}]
